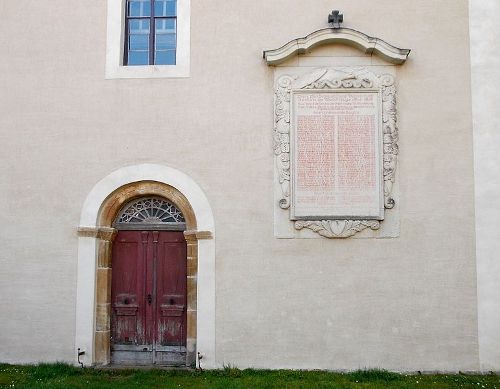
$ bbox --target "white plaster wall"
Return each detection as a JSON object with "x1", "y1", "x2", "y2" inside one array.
[
  {"x1": 470, "y1": 0, "x2": 500, "y2": 372},
  {"x1": 0, "y1": 0, "x2": 479, "y2": 371}
]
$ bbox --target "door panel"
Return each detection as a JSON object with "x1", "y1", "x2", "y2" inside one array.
[
  {"x1": 111, "y1": 230, "x2": 187, "y2": 366},
  {"x1": 156, "y1": 232, "x2": 187, "y2": 348},
  {"x1": 111, "y1": 232, "x2": 147, "y2": 346}
]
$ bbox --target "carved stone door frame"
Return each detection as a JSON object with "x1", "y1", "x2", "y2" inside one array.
[
  {"x1": 86, "y1": 182, "x2": 200, "y2": 366},
  {"x1": 75, "y1": 165, "x2": 216, "y2": 368}
]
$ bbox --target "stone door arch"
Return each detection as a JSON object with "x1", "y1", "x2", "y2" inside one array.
[{"x1": 75, "y1": 165, "x2": 215, "y2": 367}]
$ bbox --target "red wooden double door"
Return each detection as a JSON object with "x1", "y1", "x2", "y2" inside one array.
[{"x1": 111, "y1": 230, "x2": 187, "y2": 366}]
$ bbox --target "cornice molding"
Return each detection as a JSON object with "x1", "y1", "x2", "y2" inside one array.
[{"x1": 263, "y1": 28, "x2": 410, "y2": 66}]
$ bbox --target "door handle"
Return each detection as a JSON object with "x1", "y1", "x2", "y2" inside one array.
[{"x1": 147, "y1": 294, "x2": 152, "y2": 305}]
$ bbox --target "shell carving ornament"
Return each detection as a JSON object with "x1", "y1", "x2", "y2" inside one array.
[{"x1": 274, "y1": 68, "x2": 398, "y2": 238}]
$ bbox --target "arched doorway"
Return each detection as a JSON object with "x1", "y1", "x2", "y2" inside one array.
[
  {"x1": 111, "y1": 197, "x2": 188, "y2": 366},
  {"x1": 75, "y1": 165, "x2": 216, "y2": 368}
]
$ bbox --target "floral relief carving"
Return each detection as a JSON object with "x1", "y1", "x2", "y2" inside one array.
[
  {"x1": 274, "y1": 76, "x2": 293, "y2": 210},
  {"x1": 295, "y1": 220, "x2": 381, "y2": 239},
  {"x1": 274, "y1": 68, "x2": 399, "y2": 238}
]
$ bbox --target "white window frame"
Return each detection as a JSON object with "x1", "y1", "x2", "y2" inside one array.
[{"x1": 105, "y1": 0, "x2": 190, "y2": 79}]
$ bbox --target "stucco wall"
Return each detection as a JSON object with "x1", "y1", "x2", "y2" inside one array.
[
  {"x1": 0, "y1": 0, "x2": 479, "y2": 370},
  {"x1": 470, "y1": 0, "x2": 500, "y2": 372}
]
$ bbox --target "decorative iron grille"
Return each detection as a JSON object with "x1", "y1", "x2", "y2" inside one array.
[{"x1": 115, "y1": 197, "x2": 185, "y2": 228}]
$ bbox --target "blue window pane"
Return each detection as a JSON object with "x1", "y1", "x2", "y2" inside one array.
[
  {"x1": 129, "y1": 34, "x2": 149, "y2": 50},
  {"x1": 128, "y1": 51, "x2": 149, "y2": 65},
  {"x1": 128, "y1": 0, "x2": 151, "y2": 16},
  {"x1": 155, "y1": 50, "x2": 176, "y2": 65},
  {"x1": 156, "y1": 34, "x2": 176, "y2": 50},
  {"x1": 154, "y1": 0, "x2": 176, "y2": 16},
  {"x1": 155, "y1": 18, "x2": 176, "y2": 34},
  {"x1": 129, "y1": 19, "x2": 150, "y2": 34}
]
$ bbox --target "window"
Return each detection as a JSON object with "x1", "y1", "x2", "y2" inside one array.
[
  {"x1": 105, "y1": 0, "x2": 190, "y2": 78},
  {"x1": 125, "y1": 0, "x2": 177, "y2": 66}
]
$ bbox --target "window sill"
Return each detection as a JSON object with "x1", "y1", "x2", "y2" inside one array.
[{"x1": 105, "y1": 63, "x2": 190, "y2": 79}]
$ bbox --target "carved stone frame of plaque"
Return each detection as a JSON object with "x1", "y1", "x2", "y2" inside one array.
[{"x1": 274, "y1": 67, "x2": 398, "y2": 238}]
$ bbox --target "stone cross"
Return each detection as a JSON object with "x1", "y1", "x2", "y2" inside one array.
[{"x1": 328, "y1": 10, "x2": 344, "y2": 29}]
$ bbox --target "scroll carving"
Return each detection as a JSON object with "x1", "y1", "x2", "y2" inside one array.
[{"x1": 274, "y1": 68, "x2": 399, "y2": 238}]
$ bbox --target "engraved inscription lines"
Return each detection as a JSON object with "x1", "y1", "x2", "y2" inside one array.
[{"x1": 293, "y1": 92, "x2": 380, "y2": 219}]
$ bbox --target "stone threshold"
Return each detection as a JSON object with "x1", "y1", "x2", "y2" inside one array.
[{"x1": 94, "y1": 365, "x2": 196, "y2": 371}]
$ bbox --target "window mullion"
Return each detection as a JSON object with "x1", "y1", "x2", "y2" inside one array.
[{"x1": 150, "y1": 0, "x2": 155, "y2": 65}]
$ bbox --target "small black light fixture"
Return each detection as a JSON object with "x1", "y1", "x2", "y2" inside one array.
[
  {"x1": 77, "y1": 348, "x2": 85, "y2": 368},
  {"x1": 197, "y1": 352, "x2": 204, "y2": 371},
  {"x1": 328, "y1": 10, "x2": 344, "y2": 28}
]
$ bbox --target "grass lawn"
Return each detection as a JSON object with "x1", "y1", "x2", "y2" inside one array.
[{"x1": 0, "y1": 363, "x2": 499, "y2": 389}]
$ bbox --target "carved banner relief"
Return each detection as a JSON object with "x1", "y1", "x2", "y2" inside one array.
[{"x1": 274, "y1": 68, "x2": 398, "y2": 238}]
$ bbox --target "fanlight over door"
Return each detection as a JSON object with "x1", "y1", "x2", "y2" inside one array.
[{"x1": 114, "y1": 197, "x2": 186, "y2": 230}]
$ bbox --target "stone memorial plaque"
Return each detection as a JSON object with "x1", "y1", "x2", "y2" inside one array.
[{"x1": 290, "y1": 90, "x2": 384, "y2": 220}]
